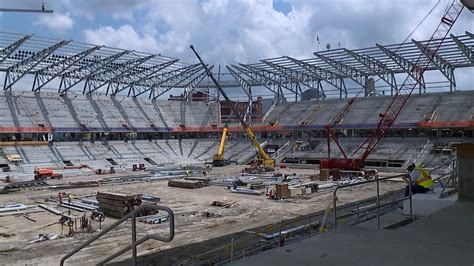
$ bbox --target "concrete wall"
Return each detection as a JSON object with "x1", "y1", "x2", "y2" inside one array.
[{"x1": 457, "y1": 143, "x2": 474, "y2": 202}]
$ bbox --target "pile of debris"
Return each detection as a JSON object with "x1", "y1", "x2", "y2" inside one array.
[
  {"x1": 211, "y1": 200, "x2": 236, "y2": 208},
  {"x1": 96, "y1": 192, "x2": 143, "y2": 218}
]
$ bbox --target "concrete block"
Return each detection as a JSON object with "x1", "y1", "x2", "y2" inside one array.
[
  {"x1": 403, "y1": 188, "x2": 457, "y2": 216},
  {"x1": 456, "y1": 143, "x2": 474, "y2": 202}
]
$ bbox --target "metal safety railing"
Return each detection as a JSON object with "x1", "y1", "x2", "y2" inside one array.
[
  {"x1": 60, "y1": 204, "x2": 174, "y2": 266},
  {"x1": 333, "y1": 174, "x2": 413, "y2": 230},
  {"x1": 436, "y1": 159, "x2": 459, "y2": 198}
]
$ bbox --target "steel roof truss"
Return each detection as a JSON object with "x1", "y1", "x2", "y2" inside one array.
[
  {"x1": 59, "y1": 50, "x2": 129, "y2": 93},
  {"x1": 84, "y1": 54, "x2": 155, "y2": 94},
  {"x1": 376, "y1": 44, "x2": 426, "y2": 93},
  {"x1": 0, "y1": 34, "x2": 31, "y2": 64},
  {"x1": 3, "y1": 40, "x2": 69, "y2": 90},
  {"x1": 32, "y1": 46, "x2": 102, "y2": 92},
  {"x1": 108, "y1": 59, "x2": 178, "y2": 96}
]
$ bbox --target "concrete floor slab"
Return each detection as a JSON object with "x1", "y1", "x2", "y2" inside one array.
[{"x1": 234, "y1": 202, "x2": 474, "y2": 266}]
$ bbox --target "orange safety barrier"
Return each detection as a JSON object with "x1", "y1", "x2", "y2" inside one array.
[
  {"x1": 0, "y1": 141, "x2": 49, "y2": 147},
  {"x1": 0, "y1": 127, "x2": 53, "y2": 133},
  {"x1": 418, "y1": 120, "x2": 474, "y2": 128},
  {"x1": 172, "y1": 124, "x2": 284, "y2": 133}
]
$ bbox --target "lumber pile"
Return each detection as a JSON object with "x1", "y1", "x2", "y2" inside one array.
[
  {"x1": 96, "y1": 192, "x2": 142, "y2": 218},
  {"x1": 168, "y1": 179, "x2": 206, "y2": 189},
  {"x1": 184, "y1": 176, "x2": 211, "y2": 185}
]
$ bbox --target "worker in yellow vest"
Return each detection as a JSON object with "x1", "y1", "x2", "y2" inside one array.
[{"x1": 404, "y1": 162, "x2": 434, "y2": 196}]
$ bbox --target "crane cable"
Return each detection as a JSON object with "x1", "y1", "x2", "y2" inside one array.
[{"x1": 373, "y1": 0, "x2": 442, "y2": 84}]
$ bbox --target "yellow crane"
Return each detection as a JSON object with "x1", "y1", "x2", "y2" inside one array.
[
  {"x1": 190, "y1": 45, "x2": 275, "y2": 169},
  {"x1": 212, "y1": 125, "x2": 229, "y2": 166}
]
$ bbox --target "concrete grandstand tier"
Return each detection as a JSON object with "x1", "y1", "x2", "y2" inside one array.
[
  {"x1": 0, "y1": 91, "x2": 220, "y2": 133},
  {"x1": 262, "y1": 90, "x2": 474, "y2": 130}
]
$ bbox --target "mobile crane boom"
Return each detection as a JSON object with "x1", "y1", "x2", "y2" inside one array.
[
  {"x1": 212, "y1": 125, "x2": 229, "y2": 166},
  {"x1": 190, "y1": 45, "x2": 275, "y2": 168},
  {"x1": 322, "y1": 0, "x2": 467, "y2": 171}
]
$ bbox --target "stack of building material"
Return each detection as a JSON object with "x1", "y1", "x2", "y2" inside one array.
[
  {"x1": 184, "y1": 176, "x2": 211, "y2": 185},
  {"x1": 96, "y1": 192, "x2": 142, "y2": 218},
  {"x1": 275, "y1": 183, "x2": 291, "y2": 199},
  {"x1": 168, "y1": 179, "x2": 206, "y2": 189}
]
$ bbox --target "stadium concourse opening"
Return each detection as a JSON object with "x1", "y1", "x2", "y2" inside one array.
[{"x1": 0, "y1": 1, "x2": 473, "y2": 265}]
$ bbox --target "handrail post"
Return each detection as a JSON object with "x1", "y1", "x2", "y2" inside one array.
[
  {"x1": 333, "y1": 188, "x2": 338, "y2": 229},
  {"x1": 60, "y1": 204, "x2": 174, "y2": 266},
  {"x1": 131, "y1": 212, "x2": 137, "y2": 266},
  {"x1": 376, "y1": 175, "x2": 380, "y2": 229},
  {"x1": 409, "y1": 178, "x2": 413, "y2": 220}
]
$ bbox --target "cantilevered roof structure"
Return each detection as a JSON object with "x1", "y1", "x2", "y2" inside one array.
[{"x1": 0, "y1": 31, "x2": 473, "y2": 101}]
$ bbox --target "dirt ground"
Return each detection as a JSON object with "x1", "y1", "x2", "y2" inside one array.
[{"x1": 0, "y1": 165, "x2": 404, "y2": 265}]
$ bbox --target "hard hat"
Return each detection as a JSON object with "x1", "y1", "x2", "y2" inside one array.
[{"x1": 406, "y1": 160, "x2": 416, "y2": 169}]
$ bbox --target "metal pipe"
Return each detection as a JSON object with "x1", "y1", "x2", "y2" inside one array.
[
  {"x1": 0, "y1": 8, "x2": 53, "y2": 13},
  {"x1": 230, "y1": 237, "x2": 234, "y2": 262},
  {"x1": 376, "y1": 175, "x2": 380, "y2": 229},
  {"x1": 333, "y1": 173, "x2": 406, "y2": 229},
  {"x1": 333, "y1": 191, "x2": 338, "y2": 229},
  {"x1": 409, "y1": 178, "x2": 413, "y2": 220},
  {"x1": 131, "y1": 213, "x2": 137, "y2": 266},
  {"x1": 60, "y1": 204, "x2": 174, "y2": 266}
]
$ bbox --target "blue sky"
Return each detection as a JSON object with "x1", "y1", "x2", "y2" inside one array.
[
  {"x1": 0, "y1": 0, "x2": 472, "y2": 98},
  {"x1": 0, "y1": 0, "x2": 472, "y2": 65}
]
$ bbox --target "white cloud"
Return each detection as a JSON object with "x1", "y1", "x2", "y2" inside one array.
[
  {"x1": 80, "y1": 0, "x2": 473, "y2": 66},
  {"x1": 34, "y1": 12, "x2": 74, "y2": 31},
  {"x1": 84, "y1": 25, "x2": 159, "y2": 52}
]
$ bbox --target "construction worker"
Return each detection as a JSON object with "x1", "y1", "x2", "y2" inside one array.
[
  {"x1": 404, "y1": 162, "x2": 434, "y2": 197},
  {"x1": 67, "y1": 193, "x2": 74, "y2": 204}
]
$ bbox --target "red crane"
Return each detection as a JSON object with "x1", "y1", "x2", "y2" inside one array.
[{"x1": 321, "y1": 0, "x2": 467, "y2": 171}]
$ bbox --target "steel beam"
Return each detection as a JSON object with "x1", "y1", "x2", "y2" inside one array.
[
  {"x1": 150, "y1": 66, "x2": 205, "y2": 99},
  {"x1": 344, "y1": 49, "x2": 397, "y2": 95},
  {"x1": 0, "y1": 34, "x2": 31, "y2": 64},
  {"x1": 3, "y1": 40, "x2": 69, "y2": 90},
  {"x1": 284, "y1": 56, "x2": 347, "y2": 99},
  {"x1": 32, "y1": 46, "x2": 102, "y2": 91},
  {"x1": 226, "y1": 65, "x2": 255, "y2": 122},
  {"x1": 229, "y1": 64, "x2": 282, "y2": 100},
  {"x1": 108, "y1": 59, "x2": 178, "y2": 96},
  {"x1": 238, "y1": 63, "x2": 300, "y2": 100},
  {"x1": 58, "y1": 50, "x2": 129, "y2": 93},
  {"x1": 181, "y1": 66, "x2": 214, "y2": 101},
  {"x1": 84, "y1": 54, "x2": 155, "y2": 94},
  {"x1": 376, "y1": 43, "x2": 426, "y2": 93},
  {"x1": 128, "y1": 64, "x2": 199, "y2": 97},
  {"x1": 314, "y1": 52, "x2": 368, "y2": 90},
  {"x1": 262, "y1": 59, "x2": 326, "y2": 99},
  {"x1": 413, "y1": 39, "x2": 456, "y2": 91},
  {"x1": 226, "y1": 65, "x2": 252, "y2": 98},
  {"x1": 450, "y1": 34, "x2": 473, "y2": 63}
]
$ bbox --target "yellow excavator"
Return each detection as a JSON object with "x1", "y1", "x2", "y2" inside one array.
[
  {"x1": 212, "y1": 125, "x2": 229, "y2": 166},
  {"x1": 191, "y1": 45, "x2": 275, "y2": 169}
]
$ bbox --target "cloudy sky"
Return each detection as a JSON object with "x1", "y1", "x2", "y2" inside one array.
[{"x1": 0, "y1": 0, "x2": 472, "y2": 65}]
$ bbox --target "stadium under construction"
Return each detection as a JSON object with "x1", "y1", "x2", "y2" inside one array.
[{"x1": 0, "y1": 1, "x2": 473, "y2": 265}]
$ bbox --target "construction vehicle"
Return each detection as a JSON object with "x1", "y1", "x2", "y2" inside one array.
[
  {"x1": 34, "y1": 167, "x2": 63, "y2": 180},
  {"x1": 190, "y1": 46, "x2": 275, "y2": 169},
  {"x1": 321, "y1": 0, "x2": 468, "y2": 173},
  {"x1": 212, "y1": 125, "x2": 230, "y2": 166}
]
